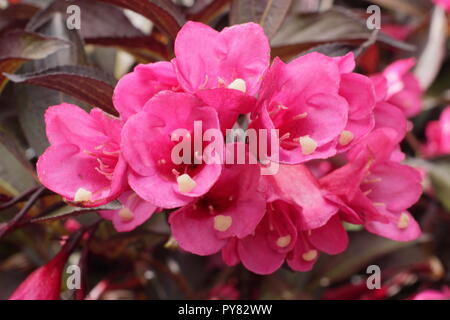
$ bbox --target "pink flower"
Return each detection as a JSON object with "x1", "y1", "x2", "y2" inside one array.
[
  {"x1": 320, "y1": 128, "x2": 423, "y2": 241},
  {"x1": 222, "y1": 201, "x2": 348, "y2": 275},
  {"x1": 252, "y1": 52, "x2": 375, "y2": 163},
  {"x1": 219, "y1": 163, "x2": 347, "y2": 275},
  {"x1": 372, "y1": 58, "x2": 423, "y2": 117},
  {"x1": 263, "y1": 164, "x2": 339, "y2": 230},
  {"x1": 332, "y1": 53, "x2": 376, "y2": 152},
  {"x1": 37, "y1": 104, "x2": 127, "y2": 207},
  {"x1": 122, "y1": 91, "x2": 223, "y2": 208},
  {"x1": 172, "y1": 21, "x2": 270, "y2": 97},
  {"x1": 113, "y1": 62, "x2": 180, "y2": 121},
  {"x1": 99, "y1": 191, "x2": 158, "y2": 232},
  {"x1": 433, "y1": 0, "x2": 450, "y2": 11},
  {"x1": 370, "y1": 74, "x2": 408, "y2": 144},
  {"x1": 173, "y1": 21, "x2": 269, "y2": 131},
  {"x1": 169, "y1": 146, "x2": 265, "y2": 255},
  {"x1": 423, "y1": 106, "x2": 450, "y2": 157},
  {"x1": 412, "y1": 286, "x2": 450, "y2": 300}
]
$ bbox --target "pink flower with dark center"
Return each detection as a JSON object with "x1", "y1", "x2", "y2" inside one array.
[
  {"x1": 169, "y1": 145, "x2": 265, "y2": 256},
  {"x1": 99, "y1": 191, "x2": 158, "y2": 232},
  {"x1": 122, "y1": 91, "x2": 223, "y2": 208},
  {"x1": 423, "y1": 106, "x2": 450, "y2": 157},
  {"x1": 37, "y1": 104, "x2": 127, "y2": 207},
  {"x1": 320, "y1": 128, "x2": 423, "y2": 241}
]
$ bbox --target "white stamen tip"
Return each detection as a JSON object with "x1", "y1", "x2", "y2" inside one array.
[
  {"x1": 276, "y1": 235, "x2": 291, "y2": 248},
  {"x1": 119, "y1": 208, "x2": 134, "y2": 222},
  {"x1": 302, "y1": 249, "x2": 318, "y2": 262},
  {"x1": 339, "y1": 130, "x2": 354, "y2": 146},
  {"x1": 227, "y1": 78, "x2": 247, "y2": 93},
  {"x1": 398, "y1": 213, "x2": 410, "y2": 229},
  {"x1": 214, "y1": 215, "x2": 232, "y2": 232},
  {"x1": 299, "y1": 136, "x2": 317, "y2": 155},
  {"x1": 177, "y1": 174, "x2": 196, "y2": 193},
  {"x1": 74, "y1": 188, "x2": 92, "y2": 202}
]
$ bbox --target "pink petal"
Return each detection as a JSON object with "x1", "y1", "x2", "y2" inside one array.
[
  {"x1": 169, "y1": 204, "x2": 226, "y2": 256},
  {"x1": 309, "y1": 215, "x2": 348, "y2": 255},
  {"x1": 113, "y1": 62, "x2": 179, "y2": 121}
]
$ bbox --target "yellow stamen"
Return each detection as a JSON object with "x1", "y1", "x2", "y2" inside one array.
[
  {"x1": 74, "y1": 188, "x2": 92, "y2": 202},
  {"x1": 299, "y1": 136, "x2": 317, "y2": 155},
  {"x1": 214, "y1": 215, "x2": 232, "y2": 232},
  {"x1": 302, "y1": 249, "x2": 318, "y2": 262},
  {"x1": 227, "y1": 78, "x2": 246, "y2": 93},
  {"x1": 398, "y1": 212, "x2": 409, "y2": 229},
  {"x1": 276, "y1": 235, "x2": 291, "y2": 248},
  {"x1": 119, "y1": 208, "x2": 134, "y2": 222},
  {"x1": 339, "y1": 130, "x2": 354, "y2": 146}
]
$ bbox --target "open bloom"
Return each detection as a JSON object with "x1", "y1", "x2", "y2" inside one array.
[
  {"x1": 423, "y1": 106, "x2": 450, "y2": 157},
  {"x1": 252, "y1": 52, "x2": 375, "y2": 164},
  {"x1": 122, "y1": 91, "x2": 223, "y2": 208},
  {"x1": 320, "y1": 128, "x2": 423, "y2": 241},
  {"x1": 173, "y1": 21, "x2": 270, "y2": 97},
  {"x1": 219, "y1": 163, "x2": 347, "y2": 275},
  {"x1": 169, "y1": 144, "x2": 265, "y2": 255},
  {"x1": 99, "y1": 191, "x2": 158, "y2": 232},
  {"x1": 37, "y1": 104, "x2": 127, "y2": 207}
]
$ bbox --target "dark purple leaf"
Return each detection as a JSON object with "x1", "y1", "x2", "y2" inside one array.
[
  {"x1": 93, "y1": 0, "x2": 186, "y2": 39},
  {"x1": 5, "y1": 65, "x2": 117, "y2": 116},
  {"x1": 0, "y1": 30, "x2": 69, "y2": 92},
  {"x1": 230, "y1": 0, "x2": 292, "y2": 38}
]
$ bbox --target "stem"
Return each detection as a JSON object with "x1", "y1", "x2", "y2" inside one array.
[
  {"x1": 0, "y1": 186, "x2": 46, "y2": 238},
  {"x1": 0, "y1": 186, "x2": 40, "y2": 211}
]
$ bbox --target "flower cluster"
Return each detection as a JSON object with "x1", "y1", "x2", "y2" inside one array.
[{"x1": 37, "y1": 21, "x2": 423, "y2": 275}]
